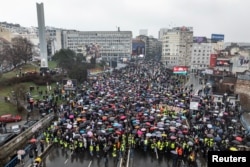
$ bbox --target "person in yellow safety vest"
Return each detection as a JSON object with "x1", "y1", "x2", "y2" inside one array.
[
  {"x1": 128, "y1": 134, "x2": 132, "y2": 146},
  {"x1": 69, "y1": 143, "x2": 74, "y2": 153},
  {"x1": 120, "y1": 144, "x2": 125, "y2": 156},
  {"x1": 59, "y1": 139, "x2": 64, "y2": 147},
  {"x1": 95, "y1": 144, "x2": 100, "y2": 157},
  {"x1": 151, "y1": 139, "x2": 157, "y2": 152},
  {"x1": 157, "y1": 140, "x2": 161, "y2": 150},
  {"x1": 165, "y1": 140, "x2": 170, "y2": 153},
  {"x1": 144, "y1": 138, "x2": 148, "y2": 152},
  {"x1": 170, "y1": 141, "x2": 176, "y2": 150},
  {"x1": 64, "y1": 141, "x2": 68, "y2": 149},
  {"x1": 45, "y1": 136, "x2": 50, "y2": 145},
  {"x1": 182, "y1": 141, "x2": 188, "y2": 156},
  {"x1": 79, "y1": 141, "x2": 83, "y2": 152},
  {"x1": 204, "y1": 137, "x2": 208, "y2": 147},
  {"x1": 89, "y1": 144, "x2": 94, "y2": 156},
  {"x1": 122, "y1": 134, "x2": 126, "y2": 143},
  {"x1": 209, "y1": 138, "x2": 214, "y2": 148},
  {"x1": 112, "y1": 144, "x2": 118, "y2": 164},
  {"x1": 53, "y1": 137, "x2": 58, "y2": 146},
  {"x1": 159, "y1": 142, "x2": 164, "y2": 152}
]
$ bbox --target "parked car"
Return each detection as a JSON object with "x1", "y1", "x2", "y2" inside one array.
[
  {"x1": 0, "y1": 114, "x2": 22, "y2": 123},
  {"x1": 0, "y1": 133, "x2": 17, "y2": 146}
]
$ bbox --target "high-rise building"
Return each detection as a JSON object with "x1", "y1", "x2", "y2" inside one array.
[
  {"x1": 161, "y1": 26, "x2": 193, "y2": 67},
  {"x1": 36, "y1": 2, "x2": 48, "y2": 68}
]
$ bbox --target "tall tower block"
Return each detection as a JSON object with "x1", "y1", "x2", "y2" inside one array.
[{"x1": 36, "y1": 3, "x2": 48, "y2": 68}]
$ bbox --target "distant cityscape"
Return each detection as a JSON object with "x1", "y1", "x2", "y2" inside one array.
[{"x1": 0, "y1": 21, "x2": 250, "y2": 75}]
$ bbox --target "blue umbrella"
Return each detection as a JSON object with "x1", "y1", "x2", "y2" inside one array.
[
  {"x1": 217, "y1": 129, "x2": 223, "y2": 134},
  {"x1": 214, "y1": 136, "x2": 221, "y2": 142}
]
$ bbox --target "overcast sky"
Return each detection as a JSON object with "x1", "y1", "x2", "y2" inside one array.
[{"x1": 1, "y1": 0, "x2": 249, "y2": 42}]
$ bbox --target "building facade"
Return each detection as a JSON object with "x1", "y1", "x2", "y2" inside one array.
[
  {"x1": 161, "y1": 26, "x2": 193, "y2": 67},
  {"x1": 62, "y1": 30, "x2": 132, "y2": 62},
  {"x1": 135, "y1": 35, "x2": 162, "y2": 60},
  {"x1": 190, "y1": 37, "x2": 212, "y2": 71}
]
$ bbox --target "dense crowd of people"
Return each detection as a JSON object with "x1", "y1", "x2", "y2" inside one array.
[{"x1": 28, "y1": 61, "x2": 249, "y2": 167}]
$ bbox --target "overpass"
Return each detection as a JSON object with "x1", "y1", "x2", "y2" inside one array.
[{"x1": 0, "y1": 113, "x2": 55, "y2": 166}]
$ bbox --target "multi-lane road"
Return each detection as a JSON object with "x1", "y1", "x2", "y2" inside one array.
[{"x1": 41, "y1": 73, "x2": 207, "y2": 167}]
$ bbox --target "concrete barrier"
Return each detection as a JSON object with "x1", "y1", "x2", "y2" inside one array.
[{"x1": 0, "y1": 113, "x2": 54, "y2": 166}]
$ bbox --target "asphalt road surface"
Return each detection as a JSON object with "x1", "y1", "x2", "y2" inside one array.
[{"x1": 42, "y1": 146, "x2": 207, "y2": 167}]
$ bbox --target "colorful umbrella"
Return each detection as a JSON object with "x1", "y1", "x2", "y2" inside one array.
[
  {"x1": 229, "y1": 147, "x2": 238, "y2": 151},
  {"x1": 235, "y1": 136, "x2": 243, "y2": 142},
  {"x1": 29, "y1": 138, "x2": 37, "y2": 143}
]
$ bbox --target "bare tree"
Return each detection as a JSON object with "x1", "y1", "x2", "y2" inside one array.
[
  {"x1": 2, "y1": 45, "x2": 21, "y2": 68},
  {"x1": 2, "y1": 36, "x2": 33, "y2": 68},
  {"x1": 11, "y1": 37, "x2": 33, "y2": 64}
]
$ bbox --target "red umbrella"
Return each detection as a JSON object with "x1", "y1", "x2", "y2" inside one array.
[
  {"x1": 182, "y1": 129, "x2": 188, "y2": 134},
  {"x1": 235, "y1": 136, "x2": 243, "y2": 142},
  {"x1": 29, "y1": 138, "x2": 37, "y2": 143},
  {"x1": 146, "y1": 122, "x2": 151, "y2": 126},
  {"x1": 120, "y1": 115, "x2": 126, "y2": 120},
  {"x1": 115, "y1": 130, "x2": 122, "y2": 135}
]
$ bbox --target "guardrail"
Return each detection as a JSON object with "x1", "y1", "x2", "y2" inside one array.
[{"x1": 0, "y1": 113, "x2": 54, "y2": 166}]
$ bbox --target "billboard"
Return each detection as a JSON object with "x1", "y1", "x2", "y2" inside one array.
[
  {"x1": 237, "y1": 55, "x2": 249, "y2": 67},
  {"x1": 173, "y1": 66, "x2": 188, "y2": 74},
  {"x1": 62, "y1": 79, "x2": 77, "y2": 91},
  {"x1": 210, "y1": 54, "x2": 217, "y2": 67},
  {"x1": 193, "y1": 36, "x2": 207, "y2": 43},
  {"x1": 132, "y1": 41, "x2": 145, "y2": 56},
  {"x1": 211, "y1": 34, "x2": 224, "y2": 42},
  {"x1": 216, "y1": 59, "x2": 231, "y2": 66}
]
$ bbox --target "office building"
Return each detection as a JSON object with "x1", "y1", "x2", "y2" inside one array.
[
  {"x1": 161, "y1": 26, "x2": 193, "y2": 67},
  {"x1": 62, "y1": 30, "x2": 132, "y2": 62}
]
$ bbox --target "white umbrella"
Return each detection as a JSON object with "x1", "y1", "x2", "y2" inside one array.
[
  {"x1": 17, "y1": 150, "x2": 25, "y2": 155},
  {"x1": 146, "y1": 133, "x2": 152, "y2": 137},
  {"x1": 207, "y1": 124, "x2": 213, "y2": 129},
  {"x1": 187, "y1": 141, "x2": 193, "y2": 146},
  {"x1": 232, "y1": 119, "x2": 237, "y2": 123},
  {"x1": 182, "y1": 125, "x2": 188, "y2": 129},
  {"x1": 176, "y1": 123, "x2": 182, "y2": 127}
]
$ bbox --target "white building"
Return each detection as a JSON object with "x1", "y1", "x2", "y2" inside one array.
[
  {"x1": 62, "y1": 30, "x2": 132, "y2": 62},
  {"x1": 190, "y1": 37, "x2": 225, "y2": 71},
  {"x1": 161, "y1": 26, "x2": 193, "y2": 67},
  {"x1": 191, "y1": 37, "x2": 212, "y2": 71}
]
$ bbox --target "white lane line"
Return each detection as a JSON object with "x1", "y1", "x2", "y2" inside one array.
[
  {"x1": 64, "y1": 159, "x2": 68, "y2": 164},
  {"x1": 88, "y1": 160, "x2": 92, "y2": 167}
]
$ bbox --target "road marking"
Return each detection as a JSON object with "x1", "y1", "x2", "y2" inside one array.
[
  {"x1": 64, "y1": 159, "x2": 68, "y2": 164},
  {"x1": 88, "y1": 161, "x2": 92, "y2": 167}
]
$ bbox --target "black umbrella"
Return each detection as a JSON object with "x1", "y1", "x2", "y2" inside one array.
[{"x1": 231, "y1": 140, "x2": 241, "y2": 145}]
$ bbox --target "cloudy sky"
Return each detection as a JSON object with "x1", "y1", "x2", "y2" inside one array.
[{"x1": 1, "y1": 0, "x2": 249, "y2": 42}]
